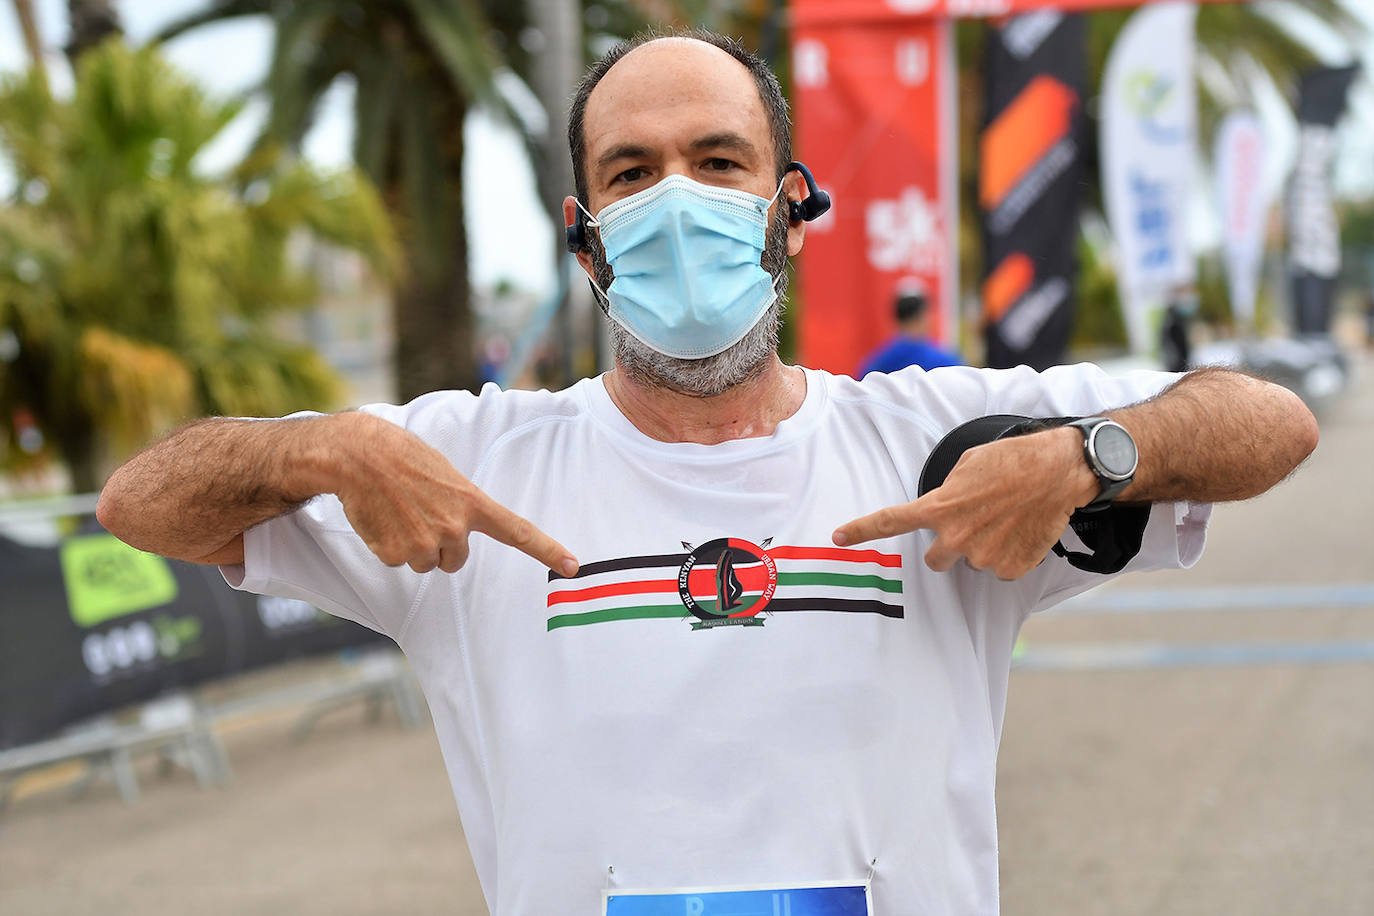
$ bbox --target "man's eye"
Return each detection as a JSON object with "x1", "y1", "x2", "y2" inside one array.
[
  {"x1": 615, "y1": 167, "x2": 646, "y2": 184},
  {"x1": 704, "y1": 158, "x2": 737, "y2": 171}
]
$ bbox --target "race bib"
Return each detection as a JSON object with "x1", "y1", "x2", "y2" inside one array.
[{"x1": 604, "y1": 881, "x2": 872, "y2": 915}]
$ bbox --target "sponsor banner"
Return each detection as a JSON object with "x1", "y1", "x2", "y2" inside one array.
[
  {"x1": 1100, "y1": 1, "x2": 1198, "y2": 354},
  {"x1": 1287, "y1": 65, "x2": 1359, "y2": 335},
  {"x1": 0, "y1": 526, "x2": 386, "y2": 750},
  {"x1": 979, "y1": 10, "x2": 1085, "y2": 369},
  {"x1": 791, "y1": 16, "x2": 958, "y2": 375},
  {"x1": 1213, "y1": 111, "x2": 1270, "y2": 329}
]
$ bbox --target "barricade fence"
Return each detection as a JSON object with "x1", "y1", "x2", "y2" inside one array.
[{"x1": 0, "y1": 495, "x2": 395, "y2": 759}]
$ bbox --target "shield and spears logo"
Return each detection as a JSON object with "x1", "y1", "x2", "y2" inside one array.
[{"x1": 676, "y1": 538, "x2": 778, "y2": 631}]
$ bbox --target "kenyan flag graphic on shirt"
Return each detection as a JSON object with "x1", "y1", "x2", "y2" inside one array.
[{"x1": 546, "y1": 538, "x2": 904, "y2": 631}]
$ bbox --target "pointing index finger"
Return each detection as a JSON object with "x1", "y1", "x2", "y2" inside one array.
[
  {"x1": 833, "y1": 496, "x2": 932, "y2": 547},
  {"x1": 470, "y1": 493, "x2": 578, "y2": 578}
]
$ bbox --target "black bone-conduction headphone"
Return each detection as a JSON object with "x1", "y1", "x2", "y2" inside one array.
[{"x1": 565, "y1": 160, "x2": 832, "y2": 254}]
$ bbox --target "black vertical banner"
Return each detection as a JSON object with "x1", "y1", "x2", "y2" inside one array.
[
  {"x1": 979, "y1": 11, "x2": 1086, "y2": 370},
  {"x1": 1288, "y1": 65, "x2": 1358, "y2": 336},
  {"x1": 0, "y1": 526, "x2": 388, "y2": 750}
]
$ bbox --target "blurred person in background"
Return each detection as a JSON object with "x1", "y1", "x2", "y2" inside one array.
[
  {"x1": 1159, "y1": 283, "x2": 1198, "y2": 373},
  {"x1": 98, "y1": 29, "x2": 1318, "y2": 915},
  {"x1": 857, "y1": 280, "x2": 962, "y2": 377}
]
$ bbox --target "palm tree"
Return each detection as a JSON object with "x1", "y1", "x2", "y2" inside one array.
[
  {"x1": 156, "y1": 1, "x2": 543, "y2": 402},
  {"x1": 65, "y1": 0, "x2": 122, "y2": 64},
  {"x1": 8, "y1": 0, "x2": 49, "y2": 96},
  {"x1": 0, "y1": 41, "x2": 397, "y2": 490}
]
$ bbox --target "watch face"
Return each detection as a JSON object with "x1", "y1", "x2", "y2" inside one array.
[{"x1": 1092, "y1": 423, "x2": 1138, "y2": 479}]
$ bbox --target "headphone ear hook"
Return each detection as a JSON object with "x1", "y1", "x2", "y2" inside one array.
[
  {"x1": 785, "y1": 161, "x2": 832, "y2": 223},
  {"x1": 565, "y1": 218, "x2": 585, "y2": 254}
]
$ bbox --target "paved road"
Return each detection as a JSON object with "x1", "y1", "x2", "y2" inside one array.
[{"x1": 2, "y1": 357, "x2": 1370, "y2": 915}]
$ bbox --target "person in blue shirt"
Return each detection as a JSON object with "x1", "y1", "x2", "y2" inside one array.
[{"x1": 858, "y1": 283, "x2": 962, "y2": 376}]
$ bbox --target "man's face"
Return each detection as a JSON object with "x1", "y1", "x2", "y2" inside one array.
[
  {"x1": 569, "y1": 38, "x2": 805, "y2": 394},
  {"x1": 580, "y1": 38, "x2": 781, "y2": 221}
]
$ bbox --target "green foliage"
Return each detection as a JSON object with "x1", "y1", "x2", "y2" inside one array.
[
  {"x1": 0, "y1": 40, "x2": 398, "y2": 489},
  {"x1": 1070, "y1": 234, "x2": 1128, "y2": 351},
  {"x1": 1340, "y1": 198, "x2": 1374, "y2": 249},
  {"x1": 1194, "y1": 255, "x2": 1234, "y2": 328}
]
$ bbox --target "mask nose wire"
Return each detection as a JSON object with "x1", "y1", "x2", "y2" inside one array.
[{"x1": 577, "y1": 176, "x2": 787, "y2": 228}]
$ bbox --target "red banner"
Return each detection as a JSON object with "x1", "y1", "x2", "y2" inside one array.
[
  {"x1": 793, "y1": 0, "x2": 1196, "y2": 26},
  {"x1": 792, "y1": 17, "x2": 957, "y2": 374}
]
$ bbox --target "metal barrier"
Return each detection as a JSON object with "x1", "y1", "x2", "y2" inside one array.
[
  {"x1": 0, "y1": 650, "x2": 427, "y2": 808},
  {"x1": 0, "y1": 693, "x2": 228, "y2": 807}
]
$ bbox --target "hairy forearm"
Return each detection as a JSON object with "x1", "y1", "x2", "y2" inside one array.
[
  {"x1": 1110, "y1": 368, "x2": 1319, "y2": 504},
  {"x1": 97, "y1": 414, "x2": 347, "y2": 562}
]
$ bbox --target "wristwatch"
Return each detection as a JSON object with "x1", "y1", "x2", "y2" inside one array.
[{"x1": 1065, "y1": 417, "x2": 1137, "y2": 512}]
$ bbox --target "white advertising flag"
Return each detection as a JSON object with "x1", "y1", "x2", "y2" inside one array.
[
  {"x1": 1213, "y1": 111, "x2": 1270, "y2": 330},
  {"x1": 1100, "y1": 2, "x2": 1199, "y2": 354}
]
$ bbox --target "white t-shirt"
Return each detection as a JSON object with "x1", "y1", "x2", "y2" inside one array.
[{"x1": 223, "y1": 364, "x2": 1210, "y2": 915}]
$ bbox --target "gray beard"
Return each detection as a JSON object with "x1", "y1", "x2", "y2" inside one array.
[{"x1": 594, "y1": 197, "x2": 792, "y2": 398}]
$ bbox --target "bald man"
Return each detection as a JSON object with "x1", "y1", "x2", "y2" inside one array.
[{"x1": 100, "y1": 29, "x2": 1317, "y2": 915}]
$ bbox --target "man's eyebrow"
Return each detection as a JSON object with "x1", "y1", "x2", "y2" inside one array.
[
  {"x1": 595, "y1": 143, "x2": 653, "y2": 173},
  {"x1": 689, "y1": 132, "x2": 760, "y2": 158}
]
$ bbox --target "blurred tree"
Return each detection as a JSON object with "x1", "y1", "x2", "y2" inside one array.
[
  {"x1": 7, "y1": 0, "x2": 49, "y2": 96},
  {"x1": 1340, "y1": 198, "x2": 1374, "y2": 249},
  {"x1": 158, "y1": 0, "x2": 541, "y2": 401},
  {"x1": 1069, "y1": 231, "x2": 1128, "y2": 351},
  {"x1": 0, "y1": 41, "x2": 397, "y2": 491},
  {"x1": 65, "y1": 0, "x2": 122, "y2": 64}
]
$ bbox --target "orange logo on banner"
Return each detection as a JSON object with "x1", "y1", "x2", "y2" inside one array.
[
  {"x1": 980, "y1": 75, "x2": 1076, "y2": 210},
  {"x1": 982, "y1": 252, "x2": 1034, "y2": 322}
]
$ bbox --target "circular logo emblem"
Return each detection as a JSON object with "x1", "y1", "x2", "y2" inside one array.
[{"x1": 677, "y1": 538, "x2": 777, "y2": 628}]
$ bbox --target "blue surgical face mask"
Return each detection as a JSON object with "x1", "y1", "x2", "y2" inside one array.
[{"x1": 577, "y1": 174, "x2": 785, "y2": 360}]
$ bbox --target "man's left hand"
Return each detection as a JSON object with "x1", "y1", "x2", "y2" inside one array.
[{"x1": 832, "y1": 428, "x2": 1099, "y2": 580}]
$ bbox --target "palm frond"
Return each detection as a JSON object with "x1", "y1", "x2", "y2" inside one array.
[
  {"x1": 152, "y1": 0, "x2": 274, "y2": 44},
  {"x1": 404, "y1": 0, "x2": 503, "y2": 103},
  {"x1": 351, "y1": 43, "x2": 405, "y2": 179},
  {"x1": 260, "y1": 3, "x2": 349, "y2": 148},
  {"x1": 77, "y1": 327, "x2": 196, "y2": 449}
]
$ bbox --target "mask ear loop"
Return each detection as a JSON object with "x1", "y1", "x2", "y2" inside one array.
[
  {"x1": 573, "y1": 197, "x2": 601, "y2": 231},
  {"x1": 570, "y1": 198, "x2": 612, "y2": 312},
  {"x1": 761, "y1": 176, "x2": 787, "y2": 217}
]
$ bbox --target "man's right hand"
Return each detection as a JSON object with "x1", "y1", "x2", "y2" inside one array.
[
  {"x1": 329, "y1": 412, "x2": 578, "y2": 576},
  {"x1": 98, "y1": 412, "x2": 579, "y2": 579}
]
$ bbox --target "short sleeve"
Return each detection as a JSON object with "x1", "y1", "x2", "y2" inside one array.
[
  {"x1": 220, "y1": 492, "x2": 427, "y2": 637},
  {"x1": 217, "y1": 383, "x2": 585, "y2": 639}
]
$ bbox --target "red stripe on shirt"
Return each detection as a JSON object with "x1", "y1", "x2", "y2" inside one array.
[
  {"x1": 766, "y1": 546, "x2": 901, "y2": 567},
  {"x1": 546, "y1": 578, "x2": 677, "y2": 607}
]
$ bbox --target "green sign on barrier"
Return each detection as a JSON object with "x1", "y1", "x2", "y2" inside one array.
[{"x1": 60, "y1": 534, "x2": 179, "y2": 627}]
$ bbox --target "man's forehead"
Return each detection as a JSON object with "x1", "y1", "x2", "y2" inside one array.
[{"x1": 583, "y1": 38, "x2": 767, "y2": 156}]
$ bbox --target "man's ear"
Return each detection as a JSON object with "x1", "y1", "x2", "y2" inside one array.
[
  {"x1": 563, "y1": 196, "x2": 597, "y2": 277},
  {"x1": 784, "y1": 171, "x2": 806, "y2": 257}
]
